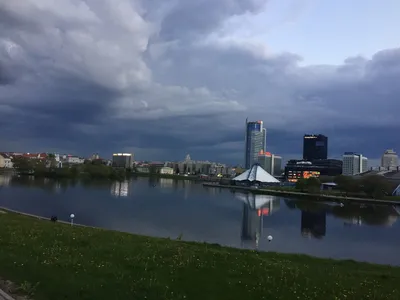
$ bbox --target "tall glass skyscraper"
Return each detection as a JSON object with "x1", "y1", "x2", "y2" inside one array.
[{"x1": 244, "y1": 119, "x2": 266, "y2": 169}]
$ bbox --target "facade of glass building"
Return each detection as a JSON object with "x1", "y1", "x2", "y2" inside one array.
[
  {"x1": 257, "y1": 150, "x2": 282, "y2": 176},
  {"x1": 303, "y1": 134, "x2": 328, "y2": 161},
  {"x1": 112, "y1": 153, "x2": 133, "y2": 169},
  {"x1": 244, "y1": 120, "x2": 266, "y2": 169}
]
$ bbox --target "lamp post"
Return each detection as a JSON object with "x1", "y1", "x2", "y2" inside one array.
[{"x1": 70, "y1": 213, "x2": 75, "y2": 226}]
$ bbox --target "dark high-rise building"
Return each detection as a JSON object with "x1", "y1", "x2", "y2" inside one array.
[{"x1": 303, "y1": 134, "x2": 328, "y2": 161}]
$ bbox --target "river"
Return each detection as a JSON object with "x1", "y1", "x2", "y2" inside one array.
[{"x1": 0, "y1": 174, "x2": 399, "y2": 265}]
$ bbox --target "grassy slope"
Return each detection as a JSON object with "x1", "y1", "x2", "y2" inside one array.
[{"x1": 0, "y1": 212, "x2": 399, "y2": 300}]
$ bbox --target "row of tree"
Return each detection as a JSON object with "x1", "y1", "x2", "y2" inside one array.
[
  {"x1": 295, "y1": 175, "x2": 397, "y2": 199},
  {"x1": 12, "y1": 156, "x2": 129, "y2": 181}
]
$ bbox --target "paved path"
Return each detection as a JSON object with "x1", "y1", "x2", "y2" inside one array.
[
  {"x1": 203, "y1": 183, "x2": 400, "y2": 205},
  {"x1": 0, "y1": 289, "x2": 15, "y2": 300}
]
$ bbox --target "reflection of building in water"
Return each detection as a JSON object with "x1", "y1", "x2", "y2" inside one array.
[
  {"x1": 111, "y1": 180, "x2": 129, "y2": 197},
  {"x1": 301, "y1": 211, "x2": 326, "y2": 239},
  {"x1": 235, "y1": 193, "x2": 280, "y2": 249},
  {"x1": 159, "y1": 178, "x2": 174, "y2": 188},
  {"x1": 343, "y1": 216, "x2": 363, "y2": 226},
  {"x1": 0, "y1": 175, "x2": 11, "y2": 187},
  {"x1": 334, "y1": 205, "x2": 400, "y2": 227},
  {"x1": 241, "y1": 203, "x2": 262, "y2": 248},
  {"x1": 54, "y1": 181, "x2": 61, "y2": 193}
]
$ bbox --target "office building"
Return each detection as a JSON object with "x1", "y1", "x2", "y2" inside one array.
[
  {"x1": 381, "y1": 149, "x2": 398, "y2": 169},
  {"x1": 244, "y1": 119, "x2": 266, "y2": 169},
  {"x1": 285, "y1": 159, "x2": 342, "y2": 182},
  {"x1": 303, "y1": 134, "x2": 328, "y2": 161},
  {"x1": 112, "y1": 153, "x2": 133, "y2": 169},
  {"x1": 257, "y1": 150, "x2": 282, "y2": 176},
  {"x1": 342, "y1": 152, "x2": 368, "y2": 176}
]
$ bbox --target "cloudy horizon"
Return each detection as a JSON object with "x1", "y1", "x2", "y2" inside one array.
[{"x1": 1, "y1": 0, "x2": 399, "y2": 166}]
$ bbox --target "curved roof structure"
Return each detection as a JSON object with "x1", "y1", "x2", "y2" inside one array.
[{"x1": 232, "y1": 163, "x2": 280, "y2": 183}]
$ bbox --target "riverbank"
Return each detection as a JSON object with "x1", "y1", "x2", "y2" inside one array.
[
  {"x1": 0, "y1": 210, "x2": 399, "y2": 299},
  {"x1": 132, "y1": 172, "x2": 227, "y2": 182},
  {"x1": 203, "y1": 183, "x2": 400, "y2": 205}
]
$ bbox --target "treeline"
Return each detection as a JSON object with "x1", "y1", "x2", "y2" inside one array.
[
  {"x1": 295, "y1": 175, "x2": 397, "y2": 199},
  {"x1": 12, "y1": 156, "x2": 130, "y2": 181}
]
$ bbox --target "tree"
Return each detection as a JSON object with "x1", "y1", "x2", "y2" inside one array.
[
  {"x1": 306, "y1": 177, "x2": 321, "y2": 193},
  {"x1": 360, "y1": 175, "x2": 392, "y2": 199},
  {"x1": 295, "y1": 178, "x2": 307, "y2": 192},
  {"x1": 11, "y1": 157, "x2": 34, "y2": 173},
  {"x1": 295, "y1": 177, "x2": 320, "y2": 193},
  {"x1": 46, "y1": 154, "x2": 57, "y2": 168},
  {"x1": 334, "y1": 175, "x2": 360, "y2": 194},
  {"x1": 149, "y1": 165, "x2": 158, "y2": 174},
  {"x1": 175, "y1": 166, "x2": 180, "y2": 174}
]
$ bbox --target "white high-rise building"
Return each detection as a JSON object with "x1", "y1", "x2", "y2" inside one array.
[
  {"x1": 381, "y1": 149, "x2": 398, "y2": 169},
  {"x1": 342, "y1": 152, "x2": 368, "y2": 176}
]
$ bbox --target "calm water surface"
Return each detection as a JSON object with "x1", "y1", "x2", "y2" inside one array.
[{"x1": 0, "y1": 175, "x2": 399, "y2": 265}]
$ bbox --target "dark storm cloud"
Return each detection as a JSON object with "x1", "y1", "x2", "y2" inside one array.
[
  {"x1": 0, "y1": 0, "x2": 399, "y2": 164},
  {"x1": 0, "y1": 61, "x2": 15, "y2": 85}
]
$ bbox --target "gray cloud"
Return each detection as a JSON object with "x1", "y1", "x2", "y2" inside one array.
[
  {"x1": 151, "y1": 0, "x2": 268, "y2": 41},
  {"x1": 0, "y1": 0, "x2": 399, "y2": 165}
]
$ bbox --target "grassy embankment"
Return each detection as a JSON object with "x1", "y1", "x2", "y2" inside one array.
[{"x1": 0, "y1": 212, "x2": 400, "y2": 299}]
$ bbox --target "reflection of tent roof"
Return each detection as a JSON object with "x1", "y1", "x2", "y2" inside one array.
[
  {"x1": 235, "y1": 192, "x2": 274, "y2": 209},
  {"x1": 321, "y1": 182, "x2": 337, "y2": 186},
  {"x1": 393, "y1": 184, "x2": 400, "y2": 196},
  {"x1": 232, "y1": 163, "x2": 280, "y2": 183}
]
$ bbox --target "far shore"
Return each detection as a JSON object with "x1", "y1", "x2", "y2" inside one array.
[
  {"x1": 203, "y1": 182, "x2": 400, "y2": 205},
  {"x1": 12, "y1": 170, "x2": 226, "y2": 182}
]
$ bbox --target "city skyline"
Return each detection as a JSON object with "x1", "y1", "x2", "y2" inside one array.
[{"x1": 0, "y1": 0, "x2": 399, "y2": 165}]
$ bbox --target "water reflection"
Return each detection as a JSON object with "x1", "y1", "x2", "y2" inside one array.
[
  {"x1": 2, "y1": 174, "x2": 400, "y2": 265},
  {"x1": 6, "y1": 175, "x2": 74, "y2": 194},
  {"x1": 159, "y1": 178, "x2": 174, "y2": 188},
  {"x1": 301, "y1": 211, "x2": 326, "y2": 239},
  {"x1": 111, "y1": 180, "x2": 130, "y2": 197},
  {"x1": 285, "y1": 199, "x2": 400, "y2": 238},
  {"x1": 235, "y1": 192, "x2": 280, "y2": 249},
  {"x1": 0, "y1": 175, "x2": 11, "y2": 187}
]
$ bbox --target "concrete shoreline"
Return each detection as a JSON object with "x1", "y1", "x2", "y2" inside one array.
[
  {"x1": 0, "y1": 206, "x2": 93, "y2": 229},
  {"x1": 202, "y1": 183, "x2": 400, "y2": 206}
]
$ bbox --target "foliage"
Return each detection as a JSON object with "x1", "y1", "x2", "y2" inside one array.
[
  {"x1": 295, "y1": 178, "x2": 307, "y2": 191},
  {"x1": 12, "y1": 157, "x2": 129, "y2": 181},
  {"x1": 1, "y1": 212, "x2": 400, "y2": 300},
  {"x1": 234, "y1": 167, "x2": 246, "y2": 175},
  {"x1": 148, "y1": 165, "x2": 159, "y2": 175},
  {"x1": 333, "y1": 175, "x2": 360, "y2": 193},
  {"x1": 332, "y1": 175, "x2": 396, "y2": 199},
  {"x1": 291, "y1": 174, "x2": 398, "y2": 200},
  {"x1": 11, "y1": 156, "x2": 35, "y2": 172},
  {"x1": 360, "y1": 175, "x2": 393, "y2": 199},
  {"x1": 295, "y1": 177, "x2": 320, "y2": 193}
]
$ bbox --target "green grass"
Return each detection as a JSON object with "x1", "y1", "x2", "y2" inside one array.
[{"x1": 1, "y1": 212, "x2": 400, "y2": 299}]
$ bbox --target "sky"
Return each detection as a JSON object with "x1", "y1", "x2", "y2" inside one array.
[{"x1": 0, "y1": 0, "x2": 399, "y2": 166}]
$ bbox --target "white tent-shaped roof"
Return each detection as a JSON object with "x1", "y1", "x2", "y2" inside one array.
[
  {"x1": 235, "y1": 192, "x2": 274, "y2": 209},
  {"x1": 393, "y1": 183, "x2": 400, "y2": 196},
  {"x1": 233, "y1": 163, "x2": 280, "y2": 183}
]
